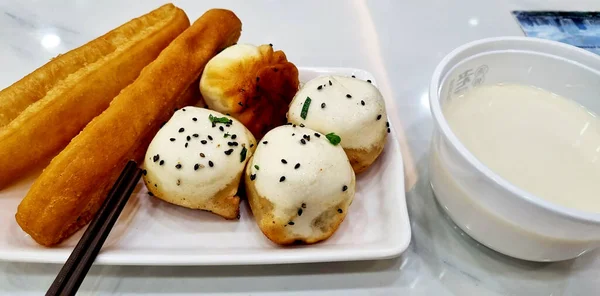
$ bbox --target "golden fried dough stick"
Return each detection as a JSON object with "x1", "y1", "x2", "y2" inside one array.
[
  {"x1": 0, "y1": 4, "x2": 189, "y2": 189},
  {"x1": 16, "y1": 9, "x2": 242, "y2": 246}
]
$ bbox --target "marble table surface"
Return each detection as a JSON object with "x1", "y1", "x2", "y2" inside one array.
[{"x1": 1, "y1": 0, "x2": 600, "y2": 295}]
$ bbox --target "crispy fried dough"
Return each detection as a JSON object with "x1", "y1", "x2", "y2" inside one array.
[
  {"x1": 16, "y1": 9, "x2": 242, "y2": 246},
  {"x1": 0, "y1": 4, "x2": 189, "y2": 189}
]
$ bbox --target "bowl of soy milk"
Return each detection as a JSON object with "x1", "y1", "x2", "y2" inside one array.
[{"x1": 429, "y1": 37, "x2": 600, "y2": 261}]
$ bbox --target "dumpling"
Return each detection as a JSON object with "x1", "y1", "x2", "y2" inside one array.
[
  {"x1": 199, "y1": 44, "x2": 299, "y2": 139},
  {"x1": 143, "y1": 107, "x2": 256, "y2": 219},
  {"x1": 245, "y1": 125, "x2": 355, "y2": 244},
  {"x1": 288, "y1": 75, "x2": 388, "y2": 173}
]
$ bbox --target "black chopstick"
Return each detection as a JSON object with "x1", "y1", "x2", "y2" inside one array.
[{"x1": 47, "y1": 160, "x2": 142, "y2": 296}]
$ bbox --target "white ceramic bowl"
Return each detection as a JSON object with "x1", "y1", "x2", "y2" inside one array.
[{"x1": 429, "y1": 37, "x2": 600, "y2": 262}]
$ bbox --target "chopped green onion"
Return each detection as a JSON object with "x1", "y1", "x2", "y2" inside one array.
[
  {"x1": 326, "y1": 133, "x2": 341, "y2": 146},
  {"x1": 209, "y1": 114, "x2": 230, "y2": 124},
  {"x1": 300, "y1": 97, "x2": 312, "y2": 120},
  {"x1": 254, "y1": 165, "x2": 260, "y2": 170},
  {"x1": 240, "y1": 147, "x2": 248, "y2": 162}
]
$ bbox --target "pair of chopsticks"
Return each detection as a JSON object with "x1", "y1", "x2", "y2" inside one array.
[{"x1": 47, "y1": 160, "x2": 142, "y2": 296}]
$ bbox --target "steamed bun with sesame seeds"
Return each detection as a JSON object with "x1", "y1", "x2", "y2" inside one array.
[
  {"x1": 245, "y1": 125, "x2": 355, "y2": 245},
  {"x1": 287, "y1": 75, "x2": 388, "y2": 174},
  {"x1": 143, "y1": 107, "x2": 256, "y2": 219},
  {"x1": 199, "y1": 43, "x2": 299, "y2": 139}
]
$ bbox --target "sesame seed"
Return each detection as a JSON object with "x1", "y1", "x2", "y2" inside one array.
[
  {"x1": 153, "y1": 155, "x2": 160, "y2": 162},
  {"x1": 300, "y1": 139, "x2": 306, "y2": 145},
  {"x1": 352, "y1": 75, "x2": 356, "y2": 78},
  {"x1": 227, "y1": 142, "x2": 235, "y2": 146},
  {"x1": 301, "y1": 203, "x2": 306, "y2": 208},
  {"x1": 314, "y1": 133, "x2": 320, "y2": 138},
  {"x1": 300, "y1": 123, "x2": 305, "y2": 127},
  {"x1": 193, "y1": 134, "x2": 199, "y2": 138},
  {"x1": 292, "y1": 133, "x2": 295, "y2": 136},
  {"x1": 185, "y1": 143, "x2": 188, "y2": 148},
  {"x1": 170, "y1": 138, "x2": 176, "y2": 142},
  {"x1": 263, "y1": 141, "x2": 268, "y2": 144},
  {"x1": 208, "y1": 135, "x2": 213, "y2": 140},
  {"x1": 346, "y1": 94, "x2": 352, "y2": 98},
  {"x1": 182, "y1": 108, "x2": 186, "y2": 111},
  {"x1": 250, "y1": 174, "x2": 256, "y2": 181},
  {"x1": 142, "y1": 169, "x2": 147, "y2": 176},
  {"x1": 224, "y1": 149, "x2": 234, "y2": 155},
  {"x1": 386, "y1": 121, "x2": 390, "y2": 127},
  {"x1": 194, "y1": 164, "x2": 200, "y2": 170},
  {"x1": 148, "y1": 191, "x2": 154, "y2": 196},
  {"x1": 288, "y1": 221, "x2": 295, "y2": 225},
  {"x1": 231, "y1": 134, "x2": 237, "y2": 139},
  {"x1": 298, "y1": 208, "x2": 303, "y2": 216},
  {"x1": 200, "y1": 153, "x2": 205, "y2": 158},
  {"x1": 175, "y1": 164, "x2": 182, "y2": 169},
  {"x1": 186, "y1": 136, "x2": 191, "y2": 141},
  {"x1": 281, "y1": 159, "x2": 287, "y2": 164},
  {"x1": 155, "y1": 184, "x2": 157, "y2": 187},
  {"x1": 293, "y1": 124, "x2": 296, "y2": 128},
  {"x1": 250, "y1": 144, "x2": 254, "y2": 148},
  {"x1": 159, "y1": 160, "x2": 164, "y2": 166},
  {"x1": 201, "y1": 140, "x2": 207, "y2": 144},
  {"x1": 367, "y1": 79, "x2": 372, "y2": 83},
  {"x1": 321, "y1": 103, "x2": 326, "y2": 108},
  {"x1": 219, "y1": 126, "x2": 224, "y2": 131},
  {"x1": 209, "y1": 161, "x2": 214, "y2": 167},
  {"x1": 342, "y1": 185, "x2": 348, "y2": 191},
  {"x1": 176, "y1": 179, "x2": 181, "y2": 186},
  {"x1": 212, "y1": 122, "x2": 216, "y2": 128},
  {"x1": 329, "y1": 80, "x2": 332, "y2": 86},
  {"x1": 387, "y1": 128, "x2": 391, "y2": 133},
  {"x1": 337, "y1": 208, "x2": 343, "y2": 213},
  {"x1": 192, "y1": 117, "x2": 197, "y2": 121},
  {"x1": 361, "y1": 100, "x2": 365, "y2": 106},
  {"x1": 269, "y1": 43, "x2": 273, "y2": 47},
  {"x1": 377, "y1": 114, "x2": 382, "y2": 120},
  {"x1": 317, "y1": 85, "x2": 323, "y2": 90},
  {"x1": 295, "y1": 163, "x2": 300, "y2": 169},
  {"x1": 179, "y1": 128, "x2": 184, "y2": 133},
  {"x1": 280, "y1": 176, "x2": 286, "y2": 182}
]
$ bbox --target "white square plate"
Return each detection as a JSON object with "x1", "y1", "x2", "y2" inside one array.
[{"x1": 0, "y1": 67, "x2": 411, "y2": 265}]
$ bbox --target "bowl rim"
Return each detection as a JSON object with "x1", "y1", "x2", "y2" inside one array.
[{"x1": 429, "y1": 36, "x2": 600, "y2": 224}]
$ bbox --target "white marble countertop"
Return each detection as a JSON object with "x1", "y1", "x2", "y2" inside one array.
[{"x1": 1, "y1": 0, "x2": 600, "y2": 295}]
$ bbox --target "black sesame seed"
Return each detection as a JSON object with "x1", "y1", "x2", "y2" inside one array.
[
  {"x1": 200, "y1": 153, "x2": 205, "y2": 158},
  {"x1": 148, "y1": 191, "x2": 154, "y2": 196},
  {"x1": 201, "y1": 140, "x2": 207, "y2": 144},
  {"x1": 142, "y1": 169, "x2": 147, "y2": 176},
  {"x1": 159, "y1": 160, "x2": 164, "y2": 166},
  {"x1": 212, "y1": 122, "x2": 216, "y2": 128},
  {"x1": 179, "y1": 128, "x2": 185, "y2": 133},
  {"x1": 263, "y1": 141, "x2": 268, "y2": 144},
  {"x1": 314, "y1": 133, "x2": 320, "y2": 138},
  {"x1": 224, "y1": 149, "x2": 234, "y2": 155},
  {"x1": 219, "y1": 126, "x2": 224, "y2": 132},
  {"x1": 194, "y1": 164, "x2": 200, "y2": 170},
  {"x1": 317, "y1": 85, "x2": 323, "y2": 90},
  {"x1": 175, "y1": 164, "x2": 182, "y2": 169},
  {"x1": 342, "y1": 185, "x2": 348, "y2": 191},
  {"x1": 185, "y1": 143, "x2": 188, "y2": 148},
  {"x1": 387, "y1": 128, "x2": 391, "y2": 133},
  {"x1": 250, "y1": 144, "x2": 254, "y2": 148},
  {"x1": 286, "y1": 122, "x2": 293, "y2": 125},
  {"x1": 346, "y1": 94, "x2": 352, "y2": 98},
  {"x1": 300, "y1": 139, "x2": 306, "y2": 145},
  {"x1": 153, "y1": 155, "x2": 160, "y2": 162},
  {"x1": 300, "y1": 123, "x2": 305, "y2": 127},
  {"x1": 250, "y1": 174, "x2": 256, "y2": 181},
  {"x1": 186, "y1": 136, "x2": 191, "y2": 141},
  {"x1": 280, "y1": 176, "x2": 286, "y2": 182},
  {"x1": 292, "y1": 133, "x2": 295, "y2": 136},
  {"x1": 208, "y1": 135, "x2": 213, "y2": 140},
  {"x1": 281, "y1": 159, "x2": 287, "y2": 164},
  {"x1": 298, "y1": 208, "x2": 303, "y2": 216},
  {"x1": 269, "y1": 43, "x2": 273, "y2": 47},
  {"x1": 228, "y1": 142, "x2": 234, "y2": 146},
  {"x1": 170, "y1": 138, "x2": 176, "y2": 142},
  {"x1": 329, "y1": 80, "x2": 332, "y2": 86},
  {"x1": 209, "y1": 161, "x2": 214, "y2": 167},
  {"x1": 295, "y1": 163, "x2": 300, "y2": 169},
  {"x1": 233, "y1": 142, "x2": 238, "y2": 146},
  {"x1": 337, "y1": 208, "x2": 343, "y2": 213},
  {"x1": 301, "y1": 203, "x2": 306, "y2": 208},
  {"x1": 293, "y1": 124, "x2": 296, "y2": 128},
  {"x1": 192, "y1": 117, "x2": 197, "y2": 121},
  {"x1": 377, "y1": 114, "x2": 382, "y2": 120},
  {"x1": 155, "y1": 184, "x2": 157, "y2": 187},
  {"x1": 386, "y1": 121, "x2": 390, "y2": 127},
  {"x1": 361, "y1": 100, "x2": 365, "y2": 106},
  {"x1": 182, "y1": 108, "x2": 186, "y2": 111},
  {"x1": 367, "y1": 79, "x2": 372, "y2": 83},
  {"x1": 288, "y1": 221, "x2": 295, "y2": 225},
  {"x1": 231, "y1": 134, "x2": 237, "y2": 139},
  {"x1": 352, "y1": 75, "x2": 356, "y2": 78},
  {"x1": 321, "y1": 102, "x2": 326, "y2": 108}
]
